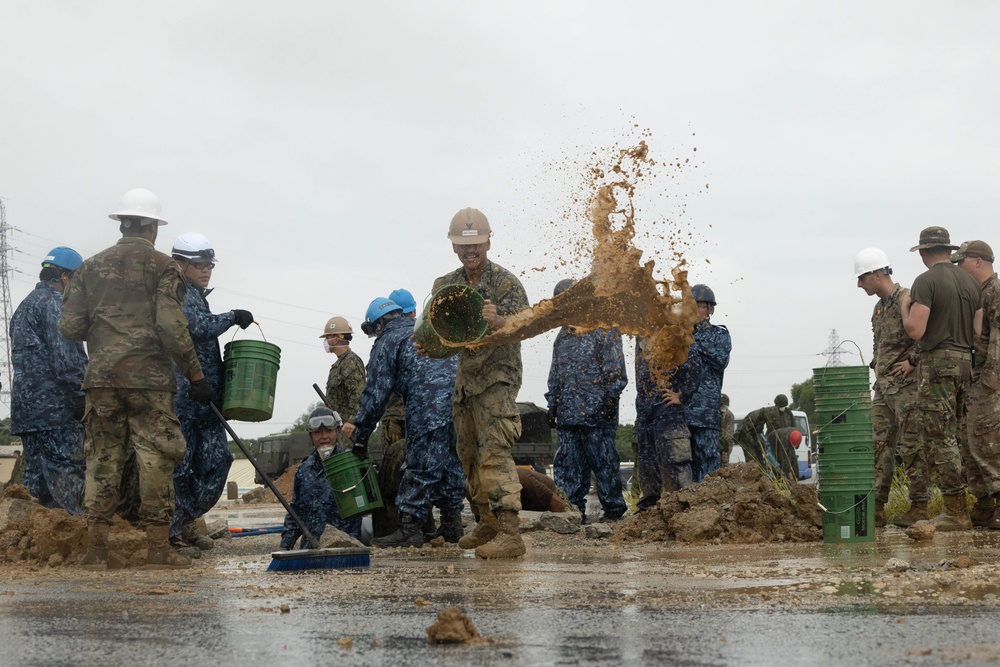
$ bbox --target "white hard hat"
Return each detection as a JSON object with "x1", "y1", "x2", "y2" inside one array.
[
  {"x1": 854, "y1": 247, "x2": 891, "y2": 277},
  {"x1": 108, "y1": 188, "x2": 168, "y2": 226},
  {"x1": 172, "y1": 232, "x2": 217, "y2": 262}
]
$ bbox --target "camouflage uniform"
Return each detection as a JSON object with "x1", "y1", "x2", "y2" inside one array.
[
  {"x1": 737, "y1": 404, "x2": 795, "y2": 469},
  {"x1": 719, "y1": 405, "x2": 735, "y2": 466},
  {"x1": 10, "y1": 281, "x2": 88, "y2": 514},
  {"x1": 910, "y1": 262, "x2": 979, "y2": 496},
  {"x1": 351, "y1": 317, "x2": 465, "y2": 522},
  {"x1": 326, "y1": 348, "x2": 366, "y2": 449},
  {"x1": 966, "y1": 273, "x2": 1000, "y2": 497},
  {"x1": 546, "y1": 326, "x2": 628, "y2": 519},
  {"x1": 378, "y1": 393, "x2": 406, "y2": 448},
  {"x1": 170, "y1": 283, "x2": 237, "y2": 538},
  {"x1": 685, "y1": 319, "x2": 731, "y2": 482},
  {"x1": 869, "y1": 284, "x2": 926, "y2": 505},
  {"x1": 434, "y1": 260, "x2": 529, "y2": 513},
  {"x1": 635, "y1": 338, "x2": 703, "y2": 508},
  {"x1": 280, "y1": 450, "x2": 361, "y2": 549},
  {"x1": 60, "y1": 237, "x2": 202, "y2": 527}
]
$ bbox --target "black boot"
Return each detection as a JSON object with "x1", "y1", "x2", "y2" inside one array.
[
  {"x1": 427, "y1": 508, "x2": 464, "y2": 543},
  {"x1": 372, "y1": 514, "x2": 424, "y2": 548}
]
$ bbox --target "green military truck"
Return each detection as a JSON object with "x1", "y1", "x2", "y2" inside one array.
[{"x1": 251, "y1": 401, "x2": 556, "y2": 483}]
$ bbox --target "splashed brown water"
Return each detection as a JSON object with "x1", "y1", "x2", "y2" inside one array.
[{"x1": 471, "y1": 140, "x2": 699, "y2": 381}]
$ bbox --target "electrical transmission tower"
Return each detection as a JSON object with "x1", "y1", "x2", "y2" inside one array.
[{"x1": 821, "y1": 328, "x2": 846, "y2": 367}]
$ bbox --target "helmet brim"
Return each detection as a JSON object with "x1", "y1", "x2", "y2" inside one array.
[{"x1": 109, "y1": 212, "x2": 168, "y2": 226}]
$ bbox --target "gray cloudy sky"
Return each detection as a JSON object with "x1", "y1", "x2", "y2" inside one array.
[{"x1": 3, "y1": 1, "x2": 999, "y2": 438}]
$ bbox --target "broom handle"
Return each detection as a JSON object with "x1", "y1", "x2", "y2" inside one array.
[
  {"x1": 313, "y1": 383, "x2": 333, "y2": 409},
  {"x1": 210, "y1": 403, "x2": 320, "y2": 549}
]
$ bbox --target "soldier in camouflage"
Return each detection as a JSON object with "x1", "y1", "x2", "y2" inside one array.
[
  {"x1": 685, "y1": 284, "x2": 732, "y2": 482},
  {"x1": 902, "y1": 226, "x2": 983, "y2": 531},
  {"x1": 953, "y1": 240, "x2": 1000, "y2": 529},
  {"x1": 736, "y1": 395, "x2": 795, "y2": 473},
  {"x1": 343, "y1": 297, "x2": 465, "y2": 548},
  {"x1": 60, "y1": 188, "x2": 213, "y2": 570},
  {"x1": 546, "y1": 278, "x2": 628, "y2": 522},
  {"x1": 10, "y1": 246, "x2": 88, "y2": 514},
  {"x1": 280, "y1": 406, "x2": 361, "y2": 548},
  {"x1": 719, "y1": 394, "x2": 735, "y2": 467},
  {"x1": 635, "y1": 337, "x2": 703, "y2": 509},
  {"x1": 854, "y1": 247, "x2": 926, "y2": 527},
  {"x1": 168, "y1": 233, "x2": 255, "y2": 554},
  {"x1": 321, "y1": 316, "x2": 366, "y2": 450},
  {"x1": 428, "y1": 208, "x2": 529, "y2": 559}
]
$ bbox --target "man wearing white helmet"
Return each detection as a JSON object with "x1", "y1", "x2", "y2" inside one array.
[
  {"x1": 320, "y1": 316, "x2": 366, "y2": 450},
  {"x1": 855, "y1": 247, "x2": 927, "y2": 527},
  {"x1": 60, "y1": 188, "x2": 210, "y2": 570},
  {"x1": 168, "y1": 232, "x2": 254, "y2": 555}
]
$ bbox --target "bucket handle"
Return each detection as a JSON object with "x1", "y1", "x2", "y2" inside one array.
[
  {"x1": 328, "y1": 456, "x2": 373, "y2": 494},
  {"x1": 816, "y1": 484, "x2": 875, "y2": 515},
  {"x1": 230, "y1": 320, "x2": 268, "y2": 343}
]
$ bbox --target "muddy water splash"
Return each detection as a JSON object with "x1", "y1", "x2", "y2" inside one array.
[{"x1": 470, "y1": 141, "x2": 699, "y2": 381}]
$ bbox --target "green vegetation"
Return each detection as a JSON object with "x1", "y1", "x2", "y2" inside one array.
[{"x1": 790, "y1": 378, "x2": 818, "y2": 428}]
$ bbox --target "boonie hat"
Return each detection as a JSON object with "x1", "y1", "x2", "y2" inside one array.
[
  {"x1": 910, "y1": 226, "x2": 959, "y2": 252},
  {"x1": 951, "y1": 240, "x2": 994, "y2": 264}
]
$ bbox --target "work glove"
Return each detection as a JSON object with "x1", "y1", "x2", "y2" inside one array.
[
  {"x1": 547, "y1": 407, "x2": 557, "y2": 429},
  {"x1": 189, "y1": 378, "x2": 214, "y2": 404},
  {"x1": 600, "y1": 396, "x2": 619, "y2": 421},
  {"x1": 71, "y1": 395, "x2": 86, "y2": 421},
  {"x1": 232, "y1": 309, "x2": 254, "y2": 329}
]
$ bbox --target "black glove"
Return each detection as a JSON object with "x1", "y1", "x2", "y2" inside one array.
[
  {"x1": 600, "y1": 396, "x2": 619, "y2": 421},
  {"x1": 232, "y1": 309, "x2": 254, "y2": 329},
  {"x1": 352, "y1": 443, "x2": 369, "y2": 459},
  {"x1": 547, "y1": 408, "x2": 557, "y2": 429},
  {"x1": 72, "y1": 395, "x2": 86, "y2": 421},
  {"x1": 189, "y1": 378, "x2": 214, "y2": 404}
]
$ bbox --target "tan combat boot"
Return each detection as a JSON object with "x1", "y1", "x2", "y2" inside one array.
[
  {"x1": 80, "y1": 522, "x2": 109, "y2": 571},
  {"x1": 874, "y1": 501, "x2": 886, "y2": 528},
  {"x1": 474, "y1": 510, "x2": 526, "y2": 560},
  {"x1": 924, "y1": 494, "x2": 972, "y2": 532},
  {"x1": 458, "y1": 504, "x2": 499, "y2": 550},
  {"x1": 892, "y1": 501, "x2": 929, "y2": 527},
  {"x1": 182, "y1": 521, "x2": 215, "y2": 551},
  {"x1": 969, "y1": 496, "x2": 996, "y2": 528},
  {"x1": 145, "y1": 525, "x2": 193, "y2": 570}
]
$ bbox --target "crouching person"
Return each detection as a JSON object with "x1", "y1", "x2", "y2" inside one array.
[{"x1": 279, "y1": 407, "x2": 361, "y2": 549}]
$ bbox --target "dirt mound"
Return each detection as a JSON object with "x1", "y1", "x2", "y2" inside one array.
[
  {"x1": 613, "y1": 463, "x2": 822, "y2": 544},
  {"x1": 242, "y1": 464, "x2": 298, "y2": 504},
  {"x1": 0, "y1": 483, "x2": 33, "y2": 501},
  {"x1": 426, "y1": 607, "x2": 493, "y2": 645},
  {"x1": 2, "y1": 506, "x2": 147, "y2": 568}
]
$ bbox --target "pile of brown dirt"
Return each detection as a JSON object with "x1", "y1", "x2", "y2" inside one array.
[
  {"x1": 613, "y1": 463, "x2": 823, "y2": 544},
  {"x1": 242, "y1": 464, "x2": 298, "y2": 503},
  {"x1": 1, "y1": 506, "x2": 147, "y2": 568},
  {"x1": 426, "y1": 607, "x2": 493, "y2": 645}
]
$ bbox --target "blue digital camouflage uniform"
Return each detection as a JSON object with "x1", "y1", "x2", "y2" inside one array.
[
  {"x1": 685, "y1": 319, "x2": 731, "y2": 482},
  {"x1": 170, "y1": 283, "x2": 237, "y2": 538},
  {"x1": 10, "y1": 281, "x2": 88, "y2": 514},
  {"x1": 280, "y1": 450, "x2": 361, "y2": 548},
  {"x1": 635, "y1": 338, "x2": 703, "y2": 508},
  {"x1": 351, "y1": 317, "x2": 465, "y2": 522},
  {"x1": 546, "y1": 326, "x2": 628, "y2": 519}
]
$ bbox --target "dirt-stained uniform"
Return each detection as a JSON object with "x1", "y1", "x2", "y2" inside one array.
[
  {"x1": 326, "y1": 348, "x2": 366, "y2": 449},
  {"x1": 966, "y1": 272, "x2": 1000, "y2": 497},
  {"x1": 378, "y1": 393, "x2": 406, "y2": 447},
  {"x1": 719, "y1": 404, "x2": 735, "y2": 466},
  {"x1": 60, "y1": 237, "x2": 202, "y2": 527},
  {"x1": 737, "y1": 404, "x2": 794, "y2": 469},
  {"x1": 434, "y1": 260, "x2": 529, "y2": 513},
  {"x1": 870, "y1": 283, "x2": 926, "y2": 506},
  {"x1": 910, "y1": 261, "x2": 980, "y2": 496}
]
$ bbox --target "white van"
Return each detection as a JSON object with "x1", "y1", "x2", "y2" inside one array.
[{"x1": 729, "y1": 410, "x2": 815, "y2": 484}]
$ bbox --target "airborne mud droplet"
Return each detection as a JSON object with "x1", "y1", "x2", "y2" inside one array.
[{"x1": 471, "y1": 140, "x2": 699, "y2": 383}]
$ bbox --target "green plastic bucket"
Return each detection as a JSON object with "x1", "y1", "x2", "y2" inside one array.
[
  {"x1": 414, "y1": 284, "x2": 488, "y2": 359},
  {"x1": 820, "y1": 488, "x2": 875, "y2": 543},
  {"x1": 813, "y1": 365, "x2": 872, "y2": 390},
  {"x1": 222, "y1": 339, "x2": 281, "y2": 422},
  {"x1": 322, "y1": 451, "x2": 384, "y2": 519}
]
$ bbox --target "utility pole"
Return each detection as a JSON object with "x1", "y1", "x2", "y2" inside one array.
[
  {"x1": 0, "y1": 198, "x2": 12, "y2": 399},
  {"x1": 821, "y1": 329, "x2": 846, "y2": 367}
]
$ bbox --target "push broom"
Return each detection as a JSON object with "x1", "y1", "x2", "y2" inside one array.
[{"x1": 210, "y1": 403, "x2": 370, "y2": 571}]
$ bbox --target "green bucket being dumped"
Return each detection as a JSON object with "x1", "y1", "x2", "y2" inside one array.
[
  {"x1": 414, "y1": 284, "x2": 488, "y2": 359},
  {"x1": 223, "y1": 337, "x2": 281, "y2": 422},
  {"x1": 322, "y1": 451, "x2": 384, "y2": 519}
]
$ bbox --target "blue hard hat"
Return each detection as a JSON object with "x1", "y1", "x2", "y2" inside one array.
[
  {"x1": 388, "y1": 288, "x2": 417, "y2": 315},
  {"x1": 364, "y1": 297, "x2": 402, "y2": 325},
  {"x1": 42, "y1": 246, "x2": 83, "y2": 272},
  {"x1": 691, "y1": 284, "x2": 716, "y2": 306}
]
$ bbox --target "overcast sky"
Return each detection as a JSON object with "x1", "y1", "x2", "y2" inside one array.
[{"x1": 3, "y1": 1, "x2": 999, "y2": 439}]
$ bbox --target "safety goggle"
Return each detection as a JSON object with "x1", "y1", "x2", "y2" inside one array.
[{"x1": 306, "y1": 415, "x2": 340, "y2": 432}]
